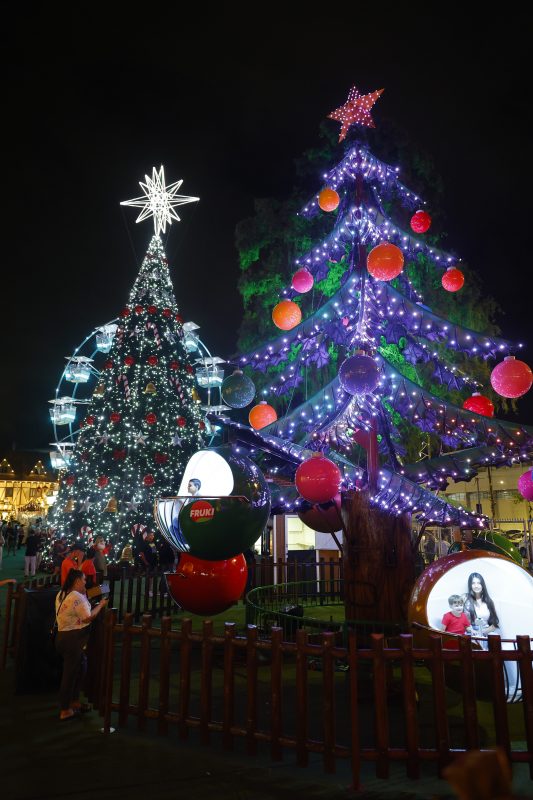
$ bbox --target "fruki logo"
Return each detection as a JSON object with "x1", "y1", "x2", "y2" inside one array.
[{"x1": 189, "y1": 500, "x2": 216, "y2": 523}]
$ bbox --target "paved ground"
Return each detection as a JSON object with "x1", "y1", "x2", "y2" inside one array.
[{"x1": 1, "y1": 549, "x2": 531, "y2": 799}]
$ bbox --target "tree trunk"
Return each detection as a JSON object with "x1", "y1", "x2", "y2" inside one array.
[{"x1": 341, "y1": 491, "x2": 415, "y2": 624}]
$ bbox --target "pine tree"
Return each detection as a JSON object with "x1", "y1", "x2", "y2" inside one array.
[
  {"x1": 220, "y1": 86, "x2": 533, "y2": 534},
  {"x1": 52, "y1": 233, "x2": 205, "y2": 554}
]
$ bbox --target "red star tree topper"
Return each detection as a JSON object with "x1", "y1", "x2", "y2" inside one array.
[{"x1": 328, "y1": 86, "x2": 384, "y2": 141}]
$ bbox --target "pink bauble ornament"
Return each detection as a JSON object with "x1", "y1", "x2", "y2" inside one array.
[
  {"x1": 490, "y1": 356, "x2": 533, "y2": 399},
  {"x1": 295, "y1": 453, "x2": 341, "y2": 504},
  {"x1": 291, "y1": 268, "x2": 314, "y2": 294},
  {"x1": 518, "y1": 470, "x2": 533, "y2": 502}
]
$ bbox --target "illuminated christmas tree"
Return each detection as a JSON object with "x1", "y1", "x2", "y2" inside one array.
[
  {"x1": 52, "y1": 168, "x2": 205, "y2": 554},
  {"x1": 214, "y1": 87, "x2": 533, "y2": 622}
]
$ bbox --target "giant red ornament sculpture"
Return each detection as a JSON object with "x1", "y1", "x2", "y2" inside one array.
[
  {"x1": 272, "y1": 300, "x2": 302, "y2": 331},
  {"x1": 318, "y1": 188, "x2": 340, "y2": 212},
  {"x1": 298, "y1": 494, "x2": 342, "y2": 534},
  {"x1": 441, "y1": 267, "x2": 464, "y2": 292},
  {"x1": 165, "y1": 553, "x2": 247, "y2": 616},
  {"x1": 295, "y1": 453, "x2": 341, "y2": 504},
  {"x1": 367, "y1": 242, "x2": 404, "y2": 281},
  {"x1": 490, "y1": 356, "x2": 533, "y2": 399},
  {"x1": 462, "y1": 393, "x2": 494, "y2": 418},
  {"x1": 410, "y1": 210, "x2": 432, "y2": 233}
]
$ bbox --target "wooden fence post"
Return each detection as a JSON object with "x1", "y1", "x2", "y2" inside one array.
[
  {"x1": 101, "y1": 608, "x2": 117, "y2": 734},
  {"x1": 178, "y1": 618, "x2": 192, "y2": 740},
  {"x1": 516, "y1": 635, "x2": 533, "y2": 779},
  {"x1": 347, "y1": 630, "x2": 361, "y2": 791},
  {"x1": 119, "y1": 613, "x2": 134, "y2": 726},
  {"x1": 399, "y1": 634, "x2": 419, "y2": 779},
  {"x1": 429, "y1": 635, "x2": 451, "y2": 775},
  {"x1": 246, "y1": 625, "x2": 258, "y2": 756},
  {"x1": 158, "y1": 616, "x2": 172, "y2": 736},
  {"x1": 459, "y1": 636, "x2": 479, "y2": 750},
  {"x1": 222, "y1": 622, "x2": 236, "y2": 751},
  {"x1": 371, "y1": 634, "x2": 389, "y2": 779},
  {"x1": 200, "y1": 620, "x2": 214, "y2": 745},
  {"x1": 322, "y1": 631, "x2": 336, "y2": 774},
  {"x1": 488, "y1": 636, "x2": 510, "y2": 756},
  {"x1": 295, "y1": 628, "x2": 308, "y2": 767},
  {"x1": 270, "y1": 626, "x2": 283, "y2": 762},
  {"x1": 1, "y1": 581, "x2": 14, "y2": 669},
  {"x1": 137, "y1": 614, "x2": 152, "y2": 732}
]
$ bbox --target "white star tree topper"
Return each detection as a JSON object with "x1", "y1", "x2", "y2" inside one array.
[{"x1": 121, "y1": 166, "x2": 199, "y2": 235}]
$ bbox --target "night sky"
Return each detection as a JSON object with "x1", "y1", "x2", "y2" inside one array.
[{"x1": 5, "y1": 9, "x2": 531, "y2": 456}]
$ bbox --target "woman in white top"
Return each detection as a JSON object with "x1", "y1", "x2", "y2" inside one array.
[
  {"x1": 55, "y1": 568, "x2": 108, "y2": 720},
  {"x1": 463, "y1": 572, "x2": 500, "y2": 649}
]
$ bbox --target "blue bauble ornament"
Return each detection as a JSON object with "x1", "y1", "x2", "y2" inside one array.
[
  {"x1": 221, "y1": 369, "x2": 256, "y2": 409},
  {"x1": 339, "y1": 354, "x2": 380, "y2": 395}
]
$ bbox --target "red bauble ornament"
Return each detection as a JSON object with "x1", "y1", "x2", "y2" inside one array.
[
  {"x1": 410, "y1": 210, "x2": 432, "y2": 234},
  {"x1": 490, "y1": 356, "x2": 533, "y2": 399},
  {"x1": 295, "y1": 453, "x2": 341, "y2": 504},
  {"x1": 248, "y1": 401, "x2": 278, "y2": 430},
  {"x1": 143, "y1": 474, "x2": 155, "y2": 487},
  {"x1": 109, "y1": 412, "x2": 121, "y2": 423},
  {"x1": 154, "y1": 452, "x2": 168, "y2": 464},
  {"x1": 134, "y1": 305, "x2": 144, "y2": 314},
  {"x1": 147, "y1": 305, "x2": 157, "y2": 314},
  {"x1": 462, "y1": 393, "x2": 494, "y2": 418},
  {"x1": 97, "y1": 476, "x2": 109, "y2": 488},
  {"x1": 199, "y1": 420, "x2": 206, "y2": 431},
  {"x1": 176, "y1": 416, "x2": 186, "y2": 428},
  {"x1": 441, "y1": 267, "x2": 464, "y2": 292},
  {"x1": 65, "y1": 475, "x2": 76, "y2": 486},
  {"x1": 367, "y1": 243, "x2": 404, "y2": 281},
  {"x1": 145, "y1": 412, "x2": 157, "y2": 425},
  {"x1": 291, "y1": 268, "x2": 314, "y2": 294},
  {"x1": 298, "y1": 494, "x2": 342, "y2": 534},
  {"x1": 165, "y1": 553, "x2": 247, "y2": 616},
  {"x1": 113, "y1": 449, "x2": 126, "y2": 460},
  {"x1": 120, "y1": 307, "x2": 131, "y2": 318},
  {"x1": 85, "y1": 415, "x2": 95, "y2": 426},
  {"x1": 272, "y1": 300, "x2": 302, "y2": 331},
  {"x1": 175, "y1": 314, "x2": 183, "y2": 324},
  {"x1": 124, "y1": 355, "x2": 135, "y2": 366},
  {"x1": 186, "y1": 365, "x2": 194, "y2": 374},
  {"x1": 318, "y1": 188, "x2": 340, "y2": 212},
  {"x1": 170, "y1": 360, "x2": 180, "y2": 370},
  {"x1": 147, "y1": 355, "x2": 158, "y2": 366},
  {"x1": 104, "y1": 359, "x2": 113, "y2": 369},
  {"x1": 162, "y1": 308, "x2": 172, "y2": 318}
]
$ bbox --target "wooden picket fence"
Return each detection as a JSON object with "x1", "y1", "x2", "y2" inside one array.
[{"x1": 94, "y1": 610, "x2": 533, "y2": 788}]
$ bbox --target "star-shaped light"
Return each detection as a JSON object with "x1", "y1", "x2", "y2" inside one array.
[
  {"x1": 121, "y1": 166, "x2": 199, "y2": 235},
  {"x1": 79, "y1": 498, "x2": 93, "y2": 513},
  {"x1": 124, "y1": 499, "x2": 139, "y2": 513},
  {"x1": 328, "y1": 86, "x2": 384, "y2": 142},
  {"x1": 135, "y1": 433, "x2": 147, "y2": 445},
  {"x1": 98, "y1": 433, "x2": 110, "y2": 445},
  {"x1": 171, "y1": 435, "x2": 184, "y2": 447}
]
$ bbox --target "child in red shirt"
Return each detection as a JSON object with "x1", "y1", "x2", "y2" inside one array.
[{"x1": 442, "y1": 594, "x2": 472, "y2": 648}]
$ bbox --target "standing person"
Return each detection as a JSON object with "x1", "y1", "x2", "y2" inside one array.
[
  {"x1": 0, "y1": 525, "x2": 4, "y2": 571},
  {"x1": 137, "y1": 531, "x2": 158, "y2": 597},
  {"x1": 24, "y1": 528, "x2": 40, "y2": 577},
  {"x1": 438, "y1": 536, "x2": 450, "y2": 558},
  {"x1": 92, "y1": 536, "x2": 108, "y2": 578},
  {"x1": 423, "y1": 532, "x2": 436, "y2": 564},
  {"x1": 54, "y1": 569, "x2": 108, "y2": 721},
  {"x1": 35, "y1": 528, "x2": 45, "y2": 572},
  {"x1": 6, "y1": 523, "x2": 17, "y2": 556},
  {"x1": 52, "y1": 535, "x2": 68, "y2": 578}
]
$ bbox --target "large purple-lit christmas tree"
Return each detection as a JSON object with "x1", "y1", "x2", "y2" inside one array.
[{"x1": 213, "y1": 86, "x2": 533, "y2": 622}]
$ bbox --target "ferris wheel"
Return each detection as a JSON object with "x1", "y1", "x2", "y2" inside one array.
[{"x1": 48, "y1": 319, "x2": 229, "y2": 471}]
